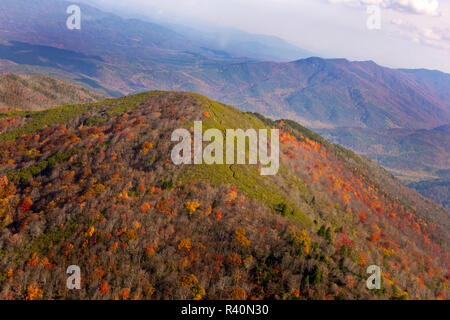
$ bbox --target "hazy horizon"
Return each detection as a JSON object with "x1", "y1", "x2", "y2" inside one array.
[{"x1": 76, "y1": 0, "x2": 450, "y2": 73}]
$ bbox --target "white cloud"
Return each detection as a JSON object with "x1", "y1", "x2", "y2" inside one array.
[
  {"x1": 390, "y1": 18, "x2": 450, "y2": 49},
  {"x1": 329, "y1": 0, "x2": 440, "y2": 16}
]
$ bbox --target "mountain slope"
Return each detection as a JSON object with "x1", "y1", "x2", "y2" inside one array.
[
  {"x1": 318, "y1": 125, "x2": 450, "y2": 179},
  {"x1": 0, "y1": 0, "x2": 252, "y2": 95},
  {"x1": 1, "y1": 0, "x2": 449, "y2": 213},
  {"x1": 0, "y1": 92, "x2": 447, "y2": 300},
  {"x1": 1, "y1": 1, "x2": 448, "y2": 131},
  {"x1": 197, "y1": 58, "x2": 450, "y2": 130},
  {"x1": 407, "y1": 168, "x2": 450, "y2": 210},
  {"x1": 409, "y1": 178, "x2": 449, "y2": 210},
  {"x1": 318, "y1": 124, "x2": 450, "y2": 208},
  {"x1": 0, "y1": 73, "x2": 104, "y2": 112}
]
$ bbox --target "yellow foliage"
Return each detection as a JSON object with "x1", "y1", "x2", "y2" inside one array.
[
  {"x1": 289, "y1": 228, "x2": 311, "y2": 255},
  {"x1": 126, "y1": 229, "x2": 138, "y2": 241},
  {"x1": 192, "y1": 285, "x2": 206, "y2": 300},
  {"x1": 392, "y1": 286, "x2": 409, "y2": 300},
  {"x1": 243, "y1": 255, "x2": 253, "y2": 269},
  {"x1": 118, "y1": 188, "x2": 130, "y2": 200},
  {"x1": 380, "y1": 246, "x2": 395, "y2": 257},
  {"x1": 181, "y1": 274, "x2": 198, "y2": 288},
  {"x1": 185, "y1": 201, "x2": 200, "y2": 214},
  {"x1": 141, "y1": 142, "x2": 154, "y2": 155},
  {"x1": 85, "y1": 226, "x2": 95, "y2": 237},
  {"x1": 226, "y1": 188, "x2": 238, "y2": 202},
  {"x1": 181, "y1": 274, "x2": 205, "y2": 300},
  {"x1": 24, "y1": 148, "x2": 41, "y2": 158},
  {"x1": 93, "y1": 183, "x2": 105, "y2": 193},
  {"x1": 178, "y1": 238, "x2": 192, "y2": 251},
  {"x1": 235, "y1": 228, "x2": 251, "y2": 247}
]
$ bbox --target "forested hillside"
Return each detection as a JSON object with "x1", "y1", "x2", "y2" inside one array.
[
  {"x1": 1, "y1": 0, "x2": 449, "y2": 205},
  {"x1": 0, "y1": 74, "x2": 104, "y2": 112},
  {"x1": 0, "y1": 92, "x2": 448, "y2": 300}
]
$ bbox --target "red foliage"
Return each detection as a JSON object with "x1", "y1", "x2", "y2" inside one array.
[
  {"x1": 20, "y1": 197, "x2": 33, "y2": 212},
  {"x1": 100, "y1": 282, "x2": 110, "y2": 294}
]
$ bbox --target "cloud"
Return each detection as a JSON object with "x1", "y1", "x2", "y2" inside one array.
[
  {"x1": 390, "y1": 18, "x2": 450, "y2": 49},
  {"x1": 328, "y1": 0, "x2": 440, "y2": 16}
]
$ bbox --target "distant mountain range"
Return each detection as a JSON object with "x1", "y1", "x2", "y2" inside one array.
[
  {"x1": 0, "y1": 0, "x2": 448, "y2": 208},
  {"x1": 75, "y1": 0, "x2": 315, "y2": 62},
  {"x1": 191, "y1": 58, "x2": 450, "y2": 130}
]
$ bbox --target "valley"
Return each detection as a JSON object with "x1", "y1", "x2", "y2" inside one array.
[{"x1": 0, "y1": 0, "x2": 448, "y2": 301}]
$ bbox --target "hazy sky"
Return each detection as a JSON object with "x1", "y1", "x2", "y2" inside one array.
[{"x1": 85, "y1": 0, "x2": 450, "y2": 73}]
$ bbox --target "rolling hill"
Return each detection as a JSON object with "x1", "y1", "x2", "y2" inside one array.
[
  {"x1": 0, "y1": 0, "x2": 448, "y2": 208},
  {"x1": 1, "y1": 0, "x2": 448, "y2": 132},
  {"x1": 0, "y1": 0, "x2": 253, "y2": 95},
  {"x1": 0, "y1": 91, "x2": 448, "y2": 300},
  {"x1": 0, "y1": 73, "x2": 104, "y2": 112}
]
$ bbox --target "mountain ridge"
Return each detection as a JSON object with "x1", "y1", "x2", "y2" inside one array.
[
  {"x1": 1, "y1": 0, "x2": 449, "y2": 210},
  {"x1": 0, "y1": 91, "x2": 448, "y2": 300},
  {"x1": 0, "y1": 73, "x2": 104, "y2": 112}
]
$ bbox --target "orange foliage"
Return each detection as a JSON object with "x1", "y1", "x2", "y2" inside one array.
[
  {"x1": 370, "y1": 232, "x2": 381, "y2": 243},
  {"x1": 140, "y1": 202, "x2": 151, "y2": 213},
  {"x1": 100, "y1": 282, "x2": 110, "y2": 294},
  {"x1": 178, "y1": 238, "x2": 192, "y2": 252},
  {"x1": 141, "y1": 142, "x2": 154, "y2": 155},
  {"x1": 227, "y1": 253, "x2": 242, "y2": 266},
  {"x1": 231, "y1": 287, "x2": 247, "y2": 300},
  {"x1": 120, "y1": 288, "x2": 130, "y2": 300},
  {"x1": 26, "y1": 285, "x2": 43, "y2": 300}
]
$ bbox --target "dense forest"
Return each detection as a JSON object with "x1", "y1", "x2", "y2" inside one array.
[{"x1": 0, "y1": 91, "x2": 448, "y2": 300}]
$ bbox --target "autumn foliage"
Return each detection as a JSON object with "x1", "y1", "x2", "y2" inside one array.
[{"x1": 0, "y1": 92, "x2": 447, "y2": 300}]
